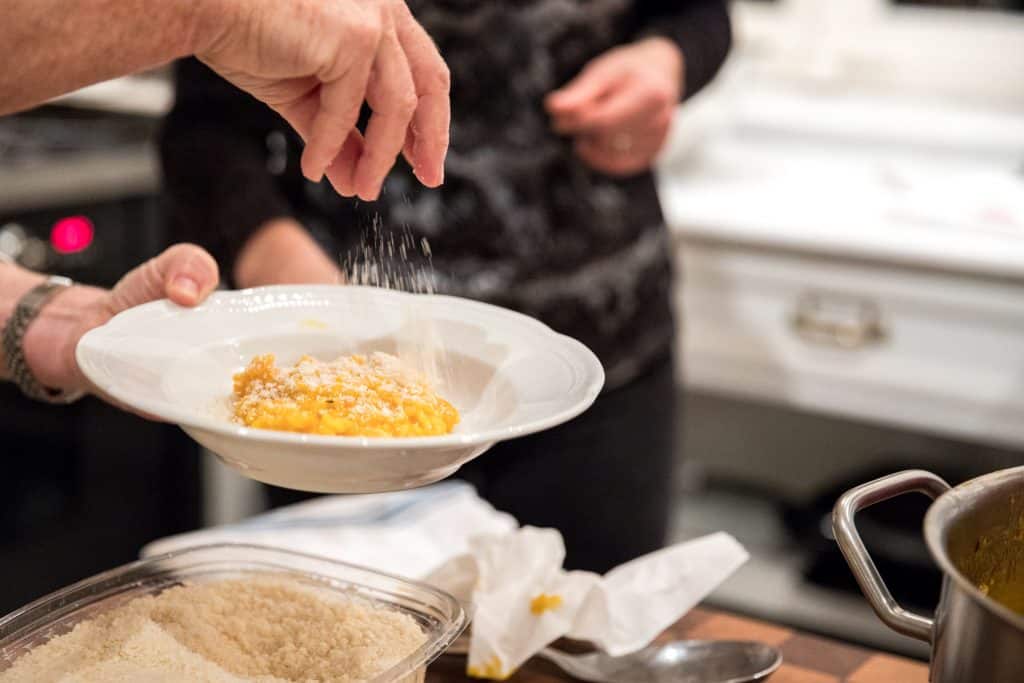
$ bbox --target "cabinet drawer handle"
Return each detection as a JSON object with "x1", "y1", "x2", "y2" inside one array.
[{"x1": 790, "y1": 293, "x2": 887, "y2": 350}]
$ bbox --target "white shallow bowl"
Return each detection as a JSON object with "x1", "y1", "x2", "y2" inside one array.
[{"x1": 76, "y1": 285, "x2": 604, "y2": 493}]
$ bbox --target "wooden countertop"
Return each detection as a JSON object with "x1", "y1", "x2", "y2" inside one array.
[{"x1": 427, "y1": 607, "x2": 929, "y2": 682}]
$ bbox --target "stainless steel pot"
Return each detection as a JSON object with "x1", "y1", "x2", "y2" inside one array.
[{"x1": 833, "y1": 468, "x2": 1024, "y2": 683}]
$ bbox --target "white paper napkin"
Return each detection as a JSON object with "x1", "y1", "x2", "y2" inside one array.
[
  {"x1": 424, "y1": 527, "x2": 748, "y2": 677},
  {"x1": 143, "y1": 482, "x2": 517, "y2": 576},
  {"x1": 144, "y1": 483, "x2": 748, "y2": 680}
]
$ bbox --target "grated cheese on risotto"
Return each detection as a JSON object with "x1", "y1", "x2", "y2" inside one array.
[
  {"x1": 0, "y1": 577, "x2": 428, "y2": 683},
  {"x1": 232, "y1": 352, "x2": 459, "y2": 437}
]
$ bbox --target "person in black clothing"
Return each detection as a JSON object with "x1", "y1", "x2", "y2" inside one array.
[{"x1": 161, "y1": 0, "x2": 732, "y2": 573}]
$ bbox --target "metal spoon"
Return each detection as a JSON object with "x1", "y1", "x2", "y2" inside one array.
[{"x1": 445, "y1": 638, "x2": 782, "y2": 683}]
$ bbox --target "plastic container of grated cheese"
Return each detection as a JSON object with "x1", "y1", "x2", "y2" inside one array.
[{"x1": 0, "y1": 544, "x2": 468, "y2": 682}]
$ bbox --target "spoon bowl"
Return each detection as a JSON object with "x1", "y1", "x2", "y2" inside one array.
[
  {"x1": 445, "y1": 637, "x2": 782, "y2": 683},
  {"x1": 542, "y1": 640, "x2": 782, "y2": 683}
]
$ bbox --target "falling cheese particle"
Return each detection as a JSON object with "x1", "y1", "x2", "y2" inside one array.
[{"x1": 529, "y1": 593, "x2": 564, "y2": 615}]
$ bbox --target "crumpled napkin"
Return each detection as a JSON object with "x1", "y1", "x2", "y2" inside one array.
[
  {"x1": 143, "y1": 482, "x2": 748, "y2": 679},
  {"x1": 425, "y1": 527, "x2": 748, "y2": 678},
  {"x1": 143, "y1": 482, "x2": 517, "y2": 575}
]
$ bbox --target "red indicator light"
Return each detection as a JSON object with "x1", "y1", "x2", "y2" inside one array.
[{"x1": 51, "y1": 216, "x2": 94, "y2": 254}]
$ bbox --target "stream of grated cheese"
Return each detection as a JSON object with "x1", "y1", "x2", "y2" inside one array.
[{"x1": 232, "y1": 352, "x2": 459, "y2": 437}]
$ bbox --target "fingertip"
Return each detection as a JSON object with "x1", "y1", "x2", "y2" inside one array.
[
  {"x1": 197, "y1": 276, "x2": 219, "y2": 301},
  {"x1": 191, "y1": 249, "x2": 220, "y2": 295},
  {"x1": 412, "y1": 170, "x2": 432, "y2": 188},
  {"x1": 430, "y1": 163, "x2": 445, "y2": 187},
  {"x1": 547, "y1": 75, "x2": 603, "y2": 110},
  {"x1": 546, "y1": 94, "x2": 579, "y2": 114},
  {"x1": 326, "y1": 132, "x2": 364, "y2": 196},
  {"x1": 302, "y1": 136, "x2": 339, "y2": 183},
  {"x1": 409, "y1": 138, "x2": 445, "y2": 188},
  {"x1": 327, "y1": 177, "x2": 355, "y2": 197},
  {"x1": 301, "y1": 153, "x2": 326, "y2": 184},
  {"x1": 550, "y1": 116, "x2": 576, "y2": 135},
  {"x1": 544, "y1": 91, "x2": 565, "y2": 111},
  {"x1": 326, "y1": 162, "x2": 355, "y2": 196},
  {"x1": 357, "y1": 179, "x2": 384, "y2": 202},
  {"x1": 422, "y1": 170, "x2": 443, "y2": 188},
  {"x1": 168, "y1": 276, "x2": 200, "y2": 306},
  {"x1": 413, "y1": 160, "x2": 443, "y2": 188}
]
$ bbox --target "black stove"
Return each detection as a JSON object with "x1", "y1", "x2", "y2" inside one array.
[
  {"x1": 0, "y1": 105, "x2": 163, "y2": 283},
  {"x1": 0, "y1": 105, "x2": 202, "y2": 614}
]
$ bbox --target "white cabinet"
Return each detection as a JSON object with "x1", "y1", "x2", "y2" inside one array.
[
  {"x1": 731, "y1": 0, "x2": 1024, "y2": 107},
  {"x1": 676, "y1": 241, "x2": 1024, "y2": 448},
  {"x1": 659, "y1": 83, "x2": 1024, "y2": 449}
]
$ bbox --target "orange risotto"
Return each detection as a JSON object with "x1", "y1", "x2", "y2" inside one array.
[{"x1": 232, "y1": 352, "x2": 459, "y2": 437}]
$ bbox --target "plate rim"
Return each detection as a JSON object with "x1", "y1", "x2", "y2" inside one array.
[{"x1": 76, "y1": 285, "x2": 606, "y2": 449}]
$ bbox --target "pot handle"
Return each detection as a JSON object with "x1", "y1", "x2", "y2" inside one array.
[{"x1": 832, "y1": 469, "x2": 951, "y2": 643}]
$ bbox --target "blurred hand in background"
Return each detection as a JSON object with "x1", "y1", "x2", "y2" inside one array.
[
  {"x1": 232, "y1": 219, "x2": 344, "y2": 288},
  {"x1": 545, "y1": 37, "x2": 683, "y2": 177}
]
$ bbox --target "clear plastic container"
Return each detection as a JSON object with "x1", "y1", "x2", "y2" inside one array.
[{"x1": 0, "y1": 544, "x2": 467, "y2": 682}]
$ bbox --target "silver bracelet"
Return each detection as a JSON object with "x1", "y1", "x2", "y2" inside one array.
[{"x1": 2, "y1": 275, "x2": 85, "y2": 404}]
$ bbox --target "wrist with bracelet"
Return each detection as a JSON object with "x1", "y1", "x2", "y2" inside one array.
[{"x1": 1, "y1": 269, "x2": 86, "y2": 405}]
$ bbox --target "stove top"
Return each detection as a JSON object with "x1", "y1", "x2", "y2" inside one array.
[{"x1": 0, "y1": 107, "x2": 157, "y2": 166}]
